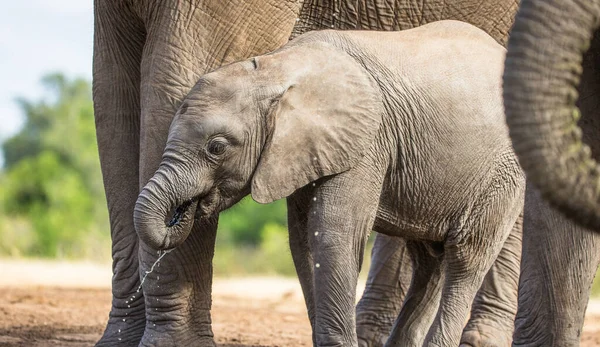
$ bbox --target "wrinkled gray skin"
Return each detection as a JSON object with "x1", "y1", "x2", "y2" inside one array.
[
  {"x1": 135, "y1": 22, "x2": 526, "y2": 346},
  {"x1": 505, "y1": 0, "x2": 600, "y2": 232},
  {"x1": 358, "y1": 221, "x2": 522, "y2": 347},
  {"x1": 503, "y1": 0, "x2": 600, "y2": 345},
  {"x1": 93, "y1": 1, "x2": 523, "y2": 346}
]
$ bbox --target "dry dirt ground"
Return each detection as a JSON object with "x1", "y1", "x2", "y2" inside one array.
[{"x1": 1, "y1": 260, "x2": 599, "y2": 347}]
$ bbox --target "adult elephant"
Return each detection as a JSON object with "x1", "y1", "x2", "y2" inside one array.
[
  {"x1": 93, "y1": 1, "x2": 520, "y2": 346},
  {"x1": 502, "y1": 0, "x2": 600, "y2": 345}
]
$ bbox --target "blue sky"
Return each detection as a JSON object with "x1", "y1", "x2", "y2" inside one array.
[{"x1": 0, "y1": 1, "x2": 93, "y2": 143}]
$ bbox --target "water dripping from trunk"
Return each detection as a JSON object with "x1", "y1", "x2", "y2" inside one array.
[
  {"x1": 137, "y1": 249, "x2": 173, "y2": 292},
  {"x1": 119, "y1": 249, "x2": 173, "y2": 330}
]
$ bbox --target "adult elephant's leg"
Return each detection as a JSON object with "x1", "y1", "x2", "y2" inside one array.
[
  {"x1": 356, "y1": 234, "x2": 412, "y2": 347},
  {"x1": 513, "y1": 187, "x2": 600, "y2": 346},
  {"x1": 130, "y1": 2, "x2": 299, "y2": 345},
  {"x1": 460, "y1": 213, "x2": 522, "y2": 347},
  {"x1": 134, "y1": 5, "x2": 217, "y2": 346},
  {"x1": 93, "y1": 2, "x2": 146, "y2": 346},
  {"x1": 138, "y1": 218, "x2": 218, "y2": 346}
]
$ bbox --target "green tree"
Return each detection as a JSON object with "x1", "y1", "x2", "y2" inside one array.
[
  {"x1": 217, "y1": 197, "x2": 287, "y2": 245},
  {"x1": 0, "y1": 73, "x2": 109, "y2": 259}
]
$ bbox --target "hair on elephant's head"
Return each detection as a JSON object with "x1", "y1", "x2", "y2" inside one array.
[{"x1": 133, "y1": 35, "x2": 384, "y2": 250}]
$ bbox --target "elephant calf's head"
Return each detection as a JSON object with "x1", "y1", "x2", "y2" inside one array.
[{"x1": 134, "y1": 33, "x2": 383, "y2": 250}]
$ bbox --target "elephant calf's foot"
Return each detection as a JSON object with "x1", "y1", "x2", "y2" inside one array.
[{"x1": 460, "y1": 326, "x2": 512, "y2": 347}]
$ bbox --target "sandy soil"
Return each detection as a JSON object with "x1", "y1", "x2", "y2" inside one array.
[{"x1": 0, "y1": 260, "x2": 599, "y2": 347}]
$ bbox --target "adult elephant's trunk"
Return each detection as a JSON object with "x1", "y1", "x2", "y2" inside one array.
[
  {"x1": 503, "y1": 0, "x2": 600, "y2": 230},
  {"x1": 134, "y1": 163, "x2": 202, "y2": 250}
]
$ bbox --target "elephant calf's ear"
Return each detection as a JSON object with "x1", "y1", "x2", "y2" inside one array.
[{"x1": 251, "y1": 43, "x2": 383, "y2": 204}]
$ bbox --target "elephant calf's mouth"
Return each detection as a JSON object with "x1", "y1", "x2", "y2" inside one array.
[{"x1": 166, "y1": 199, "x2": 197, "y2": 227}]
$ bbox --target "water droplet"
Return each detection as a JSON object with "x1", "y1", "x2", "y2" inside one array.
[
  {"x1": 312, "y1": 183, "x2": 316, "y2": 186},
  {"x1": 313, "y1": 197, "x2": 317, "y2": 201},
  {"x1": 313, "y1": 157, "x2": 317, "y2": 161},
  {"x1": 122, "y1": 318, "x2": 126, "y2": 322},
  {"x1": 296, "y1": 18, "x2": 300, "y2": 22},
  {"x1": 128, "y1": 305, "x2": 130, "y2": 308},
  {"x1": 118, "y1": 329, "x2": 121, "y2": 333},
  {"x1": 137, "y1": 249, "x2": 173, "y2": 292},
  {"x1": 119, "y1": 338, "x2": 122, "y2": 341},
  {"x1": 125, "y1": 300, "x2": 128, "y2": 304},
  {"x1": 331, "y1": 25, "x2": 334, "y2": 28},
  {"x1": 314, "y1": 232, "x2": 319, "y2": 236},
  {"x1": 153, "y1": 323, "x2": 156, "y2": 327},
  {"x1": 315, "y1": 263, "x2": 320, "y2": 268}
]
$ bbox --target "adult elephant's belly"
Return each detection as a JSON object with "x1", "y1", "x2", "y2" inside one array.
[{"x1": 293, "y1": 0, "x2": 517, "y2": 47}]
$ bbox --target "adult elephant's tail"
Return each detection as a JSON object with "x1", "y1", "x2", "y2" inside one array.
[{"x1": 503, "y1": 0, "x2": 600, "y2": 231}]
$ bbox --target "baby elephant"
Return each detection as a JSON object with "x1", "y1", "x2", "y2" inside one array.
[{"x1": 134, "y1": 20, "x2": 524, "y2": 347}]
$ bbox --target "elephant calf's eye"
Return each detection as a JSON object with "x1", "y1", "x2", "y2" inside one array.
[{"x1": 206, "y1": 138, "x2": 228, "y2": 156}]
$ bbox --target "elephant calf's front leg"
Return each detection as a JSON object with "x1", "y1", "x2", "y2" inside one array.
[
  {"x1": 306, "y1": 169, "x2": 383, "y2": 347},
  {"x1": 287, "y1": 189, "x2": 317, "y2": 342}
]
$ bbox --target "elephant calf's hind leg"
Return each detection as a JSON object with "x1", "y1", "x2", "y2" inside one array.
[
  {"x1": 386, "y1": 241, "x2": 444, "y2": 347},
  {"x1": 356, "y1": 234, "x2": 412, "y2": 347},
  {"x1": 460, "y1": 213, "x2": 522, "y2": 347}
]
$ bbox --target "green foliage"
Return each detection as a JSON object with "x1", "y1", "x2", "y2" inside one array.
[
  {"x1": 217, "y1": 197, "x2": 287, "y2": 245},
  {"x1": 592, "y1": 268, "x2": 600, "y2": 297},
  {"x1": 214, "y1": 222, "x2": 296, "y2": 276},
  {"x1": 213, "y1": 198, "x2": 294, "y2": 275},
  {"x1": 0, "y1": 73, "x2": 109, "y2": 260}
]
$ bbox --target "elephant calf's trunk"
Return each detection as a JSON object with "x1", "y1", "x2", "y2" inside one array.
[{"x1": 134, "y1": 173, "x2": 198, "y2": 250}]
